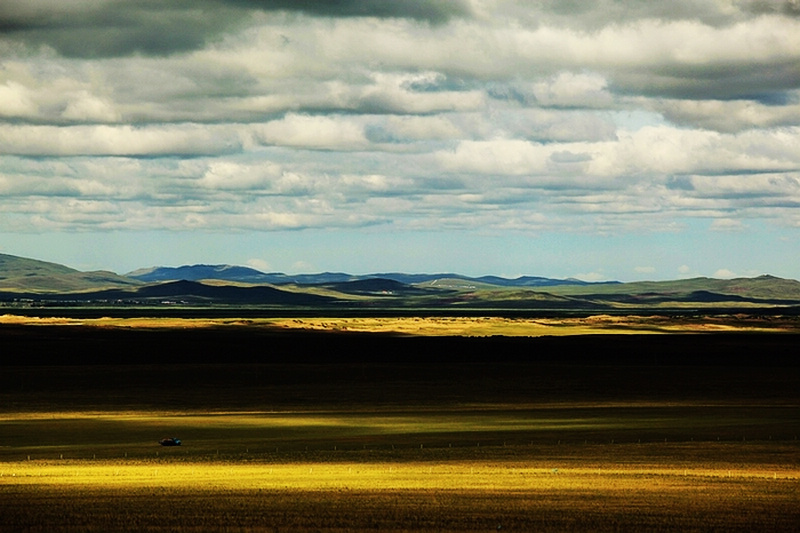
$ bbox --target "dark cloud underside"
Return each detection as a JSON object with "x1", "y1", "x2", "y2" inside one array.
[
  {"x1": 227, "y1": 0, "x2": 472, "y2": 23},
  {"x1": 613, "y1": 60, "x2": 800, "y2": 101},
  {"x1": 0, "y1": 0, "x2": 471, "y2": 58},
  {"x1": 0, "y1": 2, "x2": 234, "y2": 58},
  {"x1": 748, "y1": 0, "x2": 800, "y2": 16}
]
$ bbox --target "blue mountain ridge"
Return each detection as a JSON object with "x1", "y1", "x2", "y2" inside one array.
[{"x1": 126, "y1": 264, "x2": 613, "y2": 288}]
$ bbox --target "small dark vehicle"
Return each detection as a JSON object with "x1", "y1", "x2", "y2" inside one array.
[{"x1": 159, "y1": 437, "x2": 182, "y2": 446}]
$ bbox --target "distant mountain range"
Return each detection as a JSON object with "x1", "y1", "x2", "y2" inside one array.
[
  {"x1": 2, "y1": 253, "x2": 800, "y2": 311},
  {"x1": 126, "y1": 263, "x2": 607, "y2": 288}
]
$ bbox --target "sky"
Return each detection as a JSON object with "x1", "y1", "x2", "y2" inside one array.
[{"x1": 1, "y1": 0, "x2": 800, "y2": 281}]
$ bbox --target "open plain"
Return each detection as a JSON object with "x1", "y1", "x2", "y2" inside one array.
[{"x1": 1, "y1": 318, "x2": 799, "y2": 531}]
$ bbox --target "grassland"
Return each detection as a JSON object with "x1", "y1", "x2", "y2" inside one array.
[
  {"x1": 1, "y1": 324, "x2": 799, "y2": 531},
  {"x1": 2, "y1": 312, "x2": 799, "y2": 335}
]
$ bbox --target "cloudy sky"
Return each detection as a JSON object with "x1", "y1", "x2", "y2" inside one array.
[{"x1": 1, "y1": 0, "x2": 800, "y2": 280}]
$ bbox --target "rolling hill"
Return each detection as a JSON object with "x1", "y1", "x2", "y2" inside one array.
[
  {"x1": 20, "y1": 280, "x2": 337, "y2": 306},
  {"x1": 0, "y1": 253, "x2": 141, "y2": 293},
  {"x1": 542, "y1": 275, "x2": 800, "y2": 304}
]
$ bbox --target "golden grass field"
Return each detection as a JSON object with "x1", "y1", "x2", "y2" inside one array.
[
  {"x1": 3, "y1": 312, "x2": 799, "y2": 335},
  {"x1": 3, "y1": 445, "x2": 799, "y2": 532}
]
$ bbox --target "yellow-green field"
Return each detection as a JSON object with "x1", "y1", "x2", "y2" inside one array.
[
  {"x1": 3, "y1": 313, "x2": 799, "y2": 335},
  {"x1": 4, "y1": 451, "x2": 798, "y2": 531},
  {"x1": 7, "y1": 457, "x2": 795, "y2": 491}
]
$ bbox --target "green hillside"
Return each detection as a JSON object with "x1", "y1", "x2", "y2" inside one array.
[
  {"x1": 0, "y1": 254, "x2": 140, "y2": 293},
  {"x1": 0, "y1": 253, "x2": 77, "y2": 277},
  {"x1": 540, "y1": 275, "x2": 800, "y2": 301}
]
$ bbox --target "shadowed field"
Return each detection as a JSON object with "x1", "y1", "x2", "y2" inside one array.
[{"x1": 1, "y1": 324, "x2": 799, "y2": 531}]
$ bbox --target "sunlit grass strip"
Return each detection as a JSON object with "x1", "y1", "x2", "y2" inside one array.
[
  {"x1": 0, "y1": 409, "x2": 710, "y2": 437},
  {"x1": 3, "y1": 461, "x2": 796, "y2": 491},
  {"x1": 3, "y1": 314, "x2": 795, "y2": 335},
  {"x1": 271, "y1": 316, "x2": 800, "y2": 335}
]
